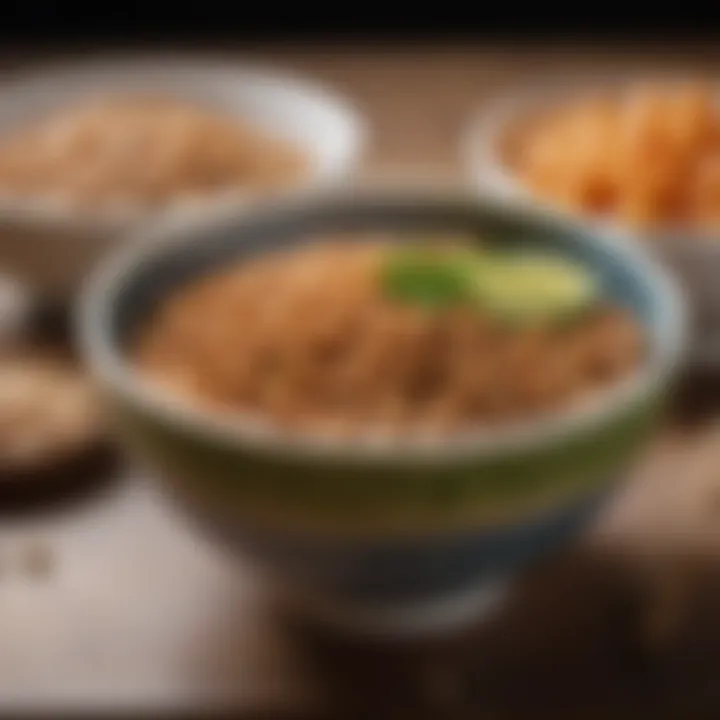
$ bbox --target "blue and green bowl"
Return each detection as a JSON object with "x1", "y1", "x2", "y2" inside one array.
[{"x1": 77, "y1": 190, "x2": 685, "y2": 635}]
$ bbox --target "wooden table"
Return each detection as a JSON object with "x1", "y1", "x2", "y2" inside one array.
[{"x1": 3, "y1": 43, "x2": 720, "y2": 717}]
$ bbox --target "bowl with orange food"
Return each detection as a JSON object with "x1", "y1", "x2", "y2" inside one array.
[
  {"x1": 0, "y1": 56, "x2": 365, "y2": 302},
  {"x1": 78, "y1": 188, "x2": 684, "y2": 636},
  {"x1": 465, "y1": 78, "x2": 720, "y2": 365}
]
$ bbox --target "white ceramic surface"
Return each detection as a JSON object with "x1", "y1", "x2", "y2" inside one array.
[
  {"x1": 463, "y1": 77, "x2": 720, "y2": 367},
  {"x1": 280, "y1": 577, "x2": 510, "y2": 638},
  {"x1": 0, "y1": 55, "x2": 366, "y2": 301}
]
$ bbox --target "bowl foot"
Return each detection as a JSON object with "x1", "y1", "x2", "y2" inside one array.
[{"x1": 278, "y1": 579, "x2": 510, "y2": 639}]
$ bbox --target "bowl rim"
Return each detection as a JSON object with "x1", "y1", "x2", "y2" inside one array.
[
  {"x1": 77, "y1": 186, "x2": 687, "y2": 466},
  {"x1": 0, "y1": 52, "x2": 367, "y2": 230},
  {"x1": 462, "y1": 72, "x2": 720, "y2": 250}
]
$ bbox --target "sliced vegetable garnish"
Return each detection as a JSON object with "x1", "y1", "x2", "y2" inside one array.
[
  {"x1": 381, "y1": 247, "x2": 473, "y2": 308},
  {"x1": 470, "y1": 252, "x2": 600, "y2": 324},
  {"x1": 380, "y1": 243, "x2": 600, "y2": 323}
]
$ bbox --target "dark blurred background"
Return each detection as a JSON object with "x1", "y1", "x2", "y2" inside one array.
[{"x1": 0, "y1": 5, "x2": 718, "y2": 46}]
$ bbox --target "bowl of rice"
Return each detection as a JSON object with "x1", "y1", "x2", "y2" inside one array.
[{"x1": 78, "y1": 188, "x2": 684, "y2": 636}]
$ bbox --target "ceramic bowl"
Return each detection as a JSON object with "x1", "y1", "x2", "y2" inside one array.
[
  {"x1": 463, "y1": 76, "x2": 720, "y2": 367},
  {"x1": 77, "y1": 189, "x2": 685, "y2": 636},
  {"x1": 0, "y1": 55, "x2": 366, "y2": 302}
]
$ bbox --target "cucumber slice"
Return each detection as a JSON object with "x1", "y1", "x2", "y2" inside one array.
[{"x1": 471, "y1": 252, "x2": 599, "y2": 324}]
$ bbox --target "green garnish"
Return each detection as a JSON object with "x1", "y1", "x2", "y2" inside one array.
[
  {"x1": 381, "y1": 248, "x2": 473, "y2": 308},
  {"x1": 470, "y1": 251, "x2": 599, "y2": 324},
  {"x1": 380, "y1": 243, "x2": 599, "y2": 323}
]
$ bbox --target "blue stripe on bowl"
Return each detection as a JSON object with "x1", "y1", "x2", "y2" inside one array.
[{"x1": 177, "y1": 485, "x2": 609, "y2": 605}]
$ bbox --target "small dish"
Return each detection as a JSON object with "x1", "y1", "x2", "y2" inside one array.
[{"x1": 0, "y1": 352, "x2": 117, "y2": 508}]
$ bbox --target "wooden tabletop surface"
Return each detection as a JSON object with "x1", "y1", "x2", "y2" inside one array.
[{"x1": 2, "y1": 43, "x2": 720, "y2": 717}]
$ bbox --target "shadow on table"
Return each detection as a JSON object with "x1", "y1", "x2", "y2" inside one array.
[{"x1": 282, "y1": 543, "x2": 720, "y2": 719}]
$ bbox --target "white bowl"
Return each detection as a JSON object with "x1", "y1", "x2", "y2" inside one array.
[
  {"x1": 463, "y1": 76, "x2": 720, "y2": 368},
  {"x1": 0, "y1": 55, "x2": 367, "y2": 301}
]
